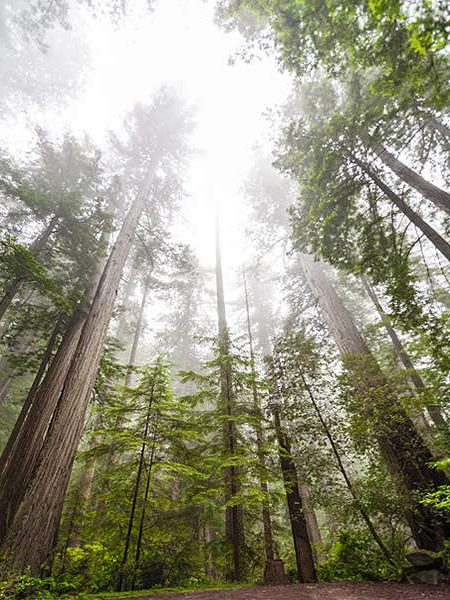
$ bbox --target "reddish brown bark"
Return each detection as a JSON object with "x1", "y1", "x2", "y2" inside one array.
[
  {"x1": 0, "y1": 157, "x2": 160, "y2": 574},
  {"x1": 300, "y1": 255, "x2": 450, "y2": 551},
  {"x1": 0, "y1": 315, "x2": 63, "y2": 481},
  {"x1": 0, "y1": 306, "x2": 90, "y2": 542}
]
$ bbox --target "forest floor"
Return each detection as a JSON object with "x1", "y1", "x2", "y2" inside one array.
[{"x1": 103, "y1": 582, "x2": 450, "y2": 600}]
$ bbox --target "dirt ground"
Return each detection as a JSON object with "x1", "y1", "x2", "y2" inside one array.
[{"x1": 107, "y1": 582, "x2": 450, "y2": 600}]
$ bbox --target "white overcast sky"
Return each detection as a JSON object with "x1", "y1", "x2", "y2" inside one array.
[
  {"x1": 1, "y1": 0, "x2": 292, "y2": 339},
  {"x1": 73, "y1": 0, "x2": 291, "y2": 271}
]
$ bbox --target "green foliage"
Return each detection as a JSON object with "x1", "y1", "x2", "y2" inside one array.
[
  {"x1": 57, "y1": 543, "x2": 117, "y2": 594},
  {"x1": 422, "y1": 459, "x2": 450, "y2": 512},
  {"x1": 217, "y1": 0, "x2": 450, "y2": 107},
  {"x1": 0, "y1": 570, "x2": 78, "y2": 599},
  {"x1": 0, "y1": 237, "x2": 70, "y2": 311},
  {"x1": 317, "y1": 531, "x2": 394, "y2": 581}
]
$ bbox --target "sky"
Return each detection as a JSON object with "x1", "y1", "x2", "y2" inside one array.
[
  {"x1": 75, "y1": 0, "x2": 290, "y2": 273},
  {"x1": 0, "y1": 0, "x2": 293, "y2": 351},
  {"x1": 1, "y1": 0, "x2": 291, "y2": 304}
]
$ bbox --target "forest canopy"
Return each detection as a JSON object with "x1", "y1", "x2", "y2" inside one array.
[{"x1": 0, "y1": 1, "x2": 449, "y2": 598}]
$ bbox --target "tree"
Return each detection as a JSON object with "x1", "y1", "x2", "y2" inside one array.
[
  {"x1": 0, "y1": 89, "x2": 193, "y2": 574},
  {"x1": 215, "y1": 213, "x2": 246, "y2": 581},
  {"x1": 266, "y1": 356, "x2": 316, "y2": 583},
  {"x1": 299, "y1": 254, "x2": 450, "y2": 551}
]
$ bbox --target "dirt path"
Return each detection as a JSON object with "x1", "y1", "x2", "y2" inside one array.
[{"x1": 104, "y1": 582, "x2": 450, "y2": 600}]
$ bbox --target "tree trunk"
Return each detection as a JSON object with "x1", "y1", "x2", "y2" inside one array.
[
  {"x1": 243, "y1": 275, "x2": 275, "y2": 563},
  {"x1": 428, "y1": 117, "x2": 450, "y2": 141},
  {"x1": 0, "y1": 314, "x2": 62, "y2": 481},
  {"x1": 0, "y1": 156, "x2": 160, "y2": 574},
  {"x1": 361, "y1": 275, "x2": 447, "y2": 429},
  {"x1": 118, "y1": 379, "x2": 155, "y2": 591},
  {"x1": 350, "y1": 154, "x2": 450, "y2": 263},
  {"x1": 215, "y1": 214, "x2": 245, "y2": 582},
  {"x1": 132, "y1": 417, "x2": 158, "y2": 590},
  {"x1": 124, "y1": 278, "x2": 150, "y2": 388},
  {"x1": 297, "y1": 475, "x2": 324, "y2": 563},
  {"x1": 370, "y1": 141, "x2": 450, "y2": 216},
  {"x1": 272, "y1": 405, "x2": 317, "y2": 583},
  {"x1": 0, "y1": 216, "x2": 58, "y2": 325},
  {"x1": 298, "y1": 369, "x2": 395, "y2": 565},
  {"x1": 0, "y1": 303, "x2": 93, "y2": 543},
  {"x1": 299, "y1": 255, "x2": 450, "y2": 551},
  {"x1": 66, "y1": 457, "x2": 98, "y2": 549}
]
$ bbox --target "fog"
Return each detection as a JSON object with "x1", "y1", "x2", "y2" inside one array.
[{"x1": 0, "y1": 0, "x2": 449, "y2": 593}]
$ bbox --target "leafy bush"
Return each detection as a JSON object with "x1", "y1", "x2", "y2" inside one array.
[
  {"x1": 60, "y1": 542, "x2": 117, "y2": 592},
  {"x1": 422, "y1": 460, "x2": 450, "y2": 512},
  {"x1": 317, "y1": 531, "x2": 392, "y2": 581},
  {"x1": 0, "y1": 572, "x2": 66, "y2": 599}
]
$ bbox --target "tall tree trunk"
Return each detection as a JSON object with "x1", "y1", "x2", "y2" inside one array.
[
  {"x1": 215, "y1": 214, "x2": 245, "y2": 582},
  {"x1": 272, "y1": 405, "x2": 316, "y2": 583},
  {"x1": 350, "y1": 154, "x2": 450, "y2": 263},
  {"x1": 66, "y1": 457, "x2": 98, "y2": 549},
  {"x1": 0, "y1": 298, "x2": 95, "y2": 543},
  {"x1": 115, "y1": 264, "x2": 138, "y2": 358},
  {"x1": 118, "y1": 379, "x2": 155, "y2": 591},
  {"x1": 124, "y1": 278, "x2": 150, "y2": 388},
  {"x1": 361, "y1": 275, "x2": 447, "y2": 429},
  {"x1": 370, "y1": 141, "x2": 450, "y2": 216},
  {"x1": 298, "y1": 370, "x2": 395, "y2": 565},
  {"x1": 0, "y1": 314, "x2": 63, "y2": 481},
  {"x1": 243, "y1": 275, "x2": 275, "y2": 562},
  {"x1": 0, "y1": 216, "x2": 58, "y2": 325},
  {"x1": 297, "y1": 474, "x2": 324, "y2": 564},
  {"x1": 0, "y1": 156, "x2": 160, "y2": 574},
  {"x1": 299, "y1": 255, "x2": 450, "y2": 551},
  {"x1": 131, "y1": 418, "x2": 158, "y2": 590}
]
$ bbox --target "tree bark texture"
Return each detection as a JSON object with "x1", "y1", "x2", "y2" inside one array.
[
  {"x1": 0, "y1": 157, "x2": 160, "y2": 574},
  {"x1": 272, "y1": 406, "x2": 317, "y2": 583},
  {"x1": 0, "y1": 302, "x2": 92, "y2": 543},
  {"x1": 361, "y1": 276, "x2": 447, "y2": 429},
  {"x1": 299, "y1": 255, "x2": 450, "y2": 551},
  {"x1": 370, "y1": 141, "x2": 450, "y2": 216},
  {"x1": 351, "y1": 155, "x2": 450, "y2": 263},
  {"x1": 0, "y1": 314, "x2": 62, "y2": 482}
]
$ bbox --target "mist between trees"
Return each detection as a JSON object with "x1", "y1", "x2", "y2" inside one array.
[{"x1": 0, "y1": 0, "x2": 450, "y2": 597}]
